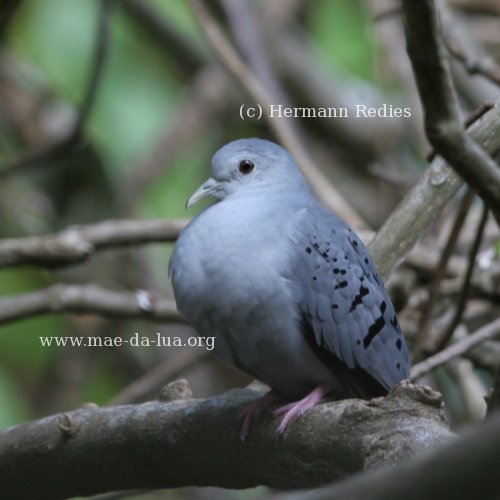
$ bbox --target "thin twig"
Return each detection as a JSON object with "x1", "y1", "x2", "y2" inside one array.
[
  {"x1": 417, "y1": 188, "x2": 475, "y2": 345},
  {"x1": 444, "y1": 33, "x2": 500, "y2": 86},
  {"x1": 221, "y1": 0, "x2": 292, "y2": 110},
  {"x1": 0, "y1": 283, "x2": 182, "y2": 326},
  {"x1": 425, "y1": 205, "x2": 489, "y2": 353},
  {"x1": 411, "y1": 317, "x2": 500, "y2": 380},
  {"x1": 426, "y1": 100, "x2": 495, "y2": 162},
  {"x1": 71, "y1": 0, "x2": 112, "y2": 136},
  {"x1": 463, "y1": 101, "x2": 496, "y2": 128}
]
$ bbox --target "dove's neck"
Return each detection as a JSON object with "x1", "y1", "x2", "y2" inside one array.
[{"x1": 228, "y1": 178, "x2": 314, "y2": 206}]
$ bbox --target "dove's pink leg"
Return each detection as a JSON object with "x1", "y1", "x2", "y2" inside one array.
[
  {"x1": 237, "y1": 390, "x2": 284, "y2": 441},
  {"x1": 273, "y1": 384, "x2": 332, "y2": 435}
]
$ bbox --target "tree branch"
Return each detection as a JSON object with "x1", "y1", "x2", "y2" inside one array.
[
  {"x1": 0, "y1": 283, "x2": 182, "y2": 326},
  {"x1": 273, "y1": 409, "x2": 500, "y2": 500},
  {"x1": 401, "y1": 0, "x2": 500, "y2": 223},
  {"x1": 0, "y1": 383, "x2": 452, "y2": 499},
  {"x1": 0, "y1": 219, "x2": 187, "y2": 268},
  {"x1": 368, "y1": 98, "x2": 500, "y2": 279},
  {"x1": 444, "y1": 29, "x2": 500, "y2": 87},
  {"x1": 424, "y1": 204, "x2": 489, "y2": 354},
  {"x1": 411, "y1": 317, "x2": 500, "y2": 380}
]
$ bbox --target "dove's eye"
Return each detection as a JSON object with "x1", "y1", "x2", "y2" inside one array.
[{"x1": 238, "y1": 159, "x2": 254, "y2": 175}]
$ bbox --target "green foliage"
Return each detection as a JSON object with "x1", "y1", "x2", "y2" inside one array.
[
  {"x1": 308, "y1": 0, "x2": 376, "y2": 81},
  {"x1": 138, "y1": 138, "x2": 214, "y2": 219},
  {"x1": 0, "y1": 269, "x2": 60, "y2": 378},
  {"x1": 10, "y1": 0, "x2": 181, "y2": 172},
  {"x1": 0, "y1": 364, "x2": 29, "y2": 428}
]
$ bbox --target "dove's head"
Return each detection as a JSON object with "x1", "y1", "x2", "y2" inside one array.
[{"x1": 186, "y1": 138, "x2": 308, "y2": 208}]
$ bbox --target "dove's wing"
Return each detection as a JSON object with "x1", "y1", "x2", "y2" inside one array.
[{"x1": 290, "y1": 208, "x2": 410, "y2": 391}]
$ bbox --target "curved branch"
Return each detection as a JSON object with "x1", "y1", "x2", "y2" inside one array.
[
  {"x1": 0, "y1": 283, "x2": 182, "y2": 326},
  {"x1": 0, "y1": 219, "x2": 187, "y2": 268},
  {"x1": 274, "y1": 410, "x2": 500, "y2": 500},
  {"x1": 411, "y1": 317, "x2": 500, "y2": 380},
  {"x1": 0, "y1": 383, "x2": 452, "y2": 499},
  {"x1": 401, "y1": 0, "x2": 500, "y2": 222}
]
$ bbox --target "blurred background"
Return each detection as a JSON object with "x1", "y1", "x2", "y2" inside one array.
[{"x1": 0, "y1": 0, "x2": 499, "y2": 496}]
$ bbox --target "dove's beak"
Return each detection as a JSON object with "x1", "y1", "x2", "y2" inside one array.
[{"x1": 186, "y1": 177, "x2": 221, "y2": 209}]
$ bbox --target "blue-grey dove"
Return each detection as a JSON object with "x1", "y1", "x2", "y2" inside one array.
[{"x1": 169, "y1": 138, "x2": 410, "y2": 437}]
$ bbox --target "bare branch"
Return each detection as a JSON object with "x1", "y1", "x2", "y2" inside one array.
[
  {"x1": 273, "y1": 409, "x2": 500, "y2": 500},
  {"x1": 411, "y1": 317, "x2": 500, "y2": 380},
  {"x1": 71, "y1": 0, "x2": 112, "y2": 135},
  {"x1": 416, "y1": 188, "x2": 475, "y2": 345},
  {"x1": 0, "y1": 383, "x2": 451, "y2": 499},
  {"x1": 424, "y1": 205, "x2": 489, "y2": 353},
  {"x1": 444, "y1": 30, "x2": 500, "y2": 86},
  {"x1": 368, "y1": 98, "x2": 500, "y2": 279},
  {"x1": 0, "y1": 219, "x2": 187, "y2": 268},
  {"x1": 401, "y1": 0, "x2": 500, "y2": 222},
  {"x1": 0, "y1": 283, "x2": 182, "y2": 326}
]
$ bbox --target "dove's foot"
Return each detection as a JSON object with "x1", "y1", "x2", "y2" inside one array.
[
  {"x1": 237, "y1": 390, "x2": 284, "y2": 441},
  {"x1": 273, "y1": 384, "x2": 332, "y2": 435}
]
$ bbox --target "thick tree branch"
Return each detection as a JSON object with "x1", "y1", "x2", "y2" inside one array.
[
  {"x1": 274, "y1": 409, "x2": 500, "y2": 500},
  {"x1": 401, "y1": 0, "x2": 500, "y2": 223},
  {"x1": 0, "y1": 383, "x2": 452, "y2": 499},
  {"x1": 0, "y1": 283, "x2": 182, "y2": 326},
  {"x1": 0, "y1": 219, "x2": 187, "y2": 268}
]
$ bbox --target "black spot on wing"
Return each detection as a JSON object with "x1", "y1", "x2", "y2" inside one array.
[
  {"x1": 349, "y1": 285, "x2": 370, "y2": 312},
  {"x1": 363, "y1": 315, "x2": 385, "y2": 348},
  {"x1": 334, "y1": 281, "x2": 348, "y2": 290},
  {"x1": 390, "y1": 314, "x2": 400, "y2": 330}
]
